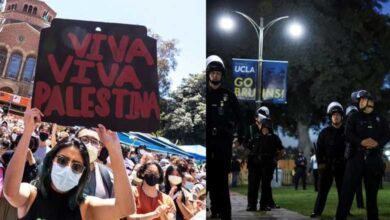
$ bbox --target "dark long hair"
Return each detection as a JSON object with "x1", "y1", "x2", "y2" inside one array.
[
  {"x1": 34, "y1": 138, "x2": 90, "y2": 210},
  {"x1": 137, "y1": 161, "x2": 164, "y2": 184},
  {"x1": 164, "y1": 165, "x2": 184, "y2": 195}
]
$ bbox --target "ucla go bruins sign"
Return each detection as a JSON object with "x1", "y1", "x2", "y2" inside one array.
[
  {"x1": 232, "y1": 58, "x2": 288, "y2": 104},
  {"x1": 232, "y1": 58, "x2": 258, "y2": 101}
]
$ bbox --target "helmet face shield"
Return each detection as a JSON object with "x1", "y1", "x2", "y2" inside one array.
[
  {"x1": 327, "y1": 102, "x2": 344, "y2": 115},
  {"x1": 351, "y1": 90, "x2": 373, "y2": 103},
  {"x1": 206, "y1": 62, "x2": 225, "y2": 75},
  {"x1": 206, "y1": 55, "x2": 226, "y2": 86}
]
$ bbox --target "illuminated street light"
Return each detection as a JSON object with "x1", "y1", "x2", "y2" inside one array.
[
  {"x1": 219, "y1": 16, "x2": 235, "y2": 32},
  {"x1": 219, "y1": 11, "x2": 304, "y2": 106},
  {"x1": 288, "y1": 22, "x2": 304, "y2": 38}
]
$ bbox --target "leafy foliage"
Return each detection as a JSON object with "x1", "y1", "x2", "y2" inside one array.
[
  {"x1": 161, "y1": 73, "x2": 206, "y2": 145},
  {"x1": 149, "y1": 31, "x2": 180, "y2": 97}
]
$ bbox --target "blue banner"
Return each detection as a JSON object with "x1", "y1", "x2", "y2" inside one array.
[
  {"x1": 262, "y1": 60, "x2": 288, "y2": 104},
  {"x1": 232, "y1": 58, "x2": 258, "y2": 101}
]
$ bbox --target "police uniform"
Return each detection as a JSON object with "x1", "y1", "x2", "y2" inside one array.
[
  {"x1": 312, "y1": 125, "x2": 346, "y2": 216},
  {"x1": 336, "y1": 111, "x2": 390, "y2": 220},
  {"x1": 206, "y1": 76, "x2": 242, "y2": 219},
  {"x1": 294, "y1": 154, "x2": 307, "y2": 190},
  {"x1": 246, "y1": 120, "x2": 283, "y2": 211}
]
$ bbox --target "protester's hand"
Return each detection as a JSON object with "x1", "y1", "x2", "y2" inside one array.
[
  {"x1": 155, "y1": 201, "x2": 170, "y2": 216},
  {"x1": 175, "y1": 191, "x2": 183, "y2": 203},
  {"x1": 169, "y1": 186, "x2": 177, "y2": 197},
  {"x1": 23, "y1": 105, "x2": 43, "y2": 134},
  {"x1": 140, "y1": 153, "x2": 154, "y2": 164},
  {"x1": 195, "y1": 200, "x2": 206, "y2": 210},
  {"x1": 95, "y1": 124, "x2": 120, "y2": 152}
]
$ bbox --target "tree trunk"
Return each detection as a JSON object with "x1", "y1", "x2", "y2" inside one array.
[{"x1": 297, "y1": 121, "x2": 312, "y2": 160}]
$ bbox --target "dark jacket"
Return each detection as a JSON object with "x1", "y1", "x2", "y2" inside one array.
[
  {"x1": 316, "y1": 125, "x2": 346, "y2": 165},
  {"x1": 295, "y1": 155, "x2": 307, "y2": 170},
  {"x1": 345, "y1": 111, "x2": 390, "y2": 157},
  {"x1": 206, "y1": 86, "x2": 243, "y2": 138}
]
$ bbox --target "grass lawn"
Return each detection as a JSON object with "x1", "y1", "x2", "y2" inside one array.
[{"x1": 230, "y1": 182, "x2": 390, "y2": 220}]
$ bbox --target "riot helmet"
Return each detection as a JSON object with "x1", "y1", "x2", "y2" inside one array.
[
  {"x1": 345, "y1": 105, "x2": 358, "y2": 116},
  {"x1": 351, "y1": 90, "x2": 373, "y2": 103},
  {"x1": 256, "y1": 106, "x2": 270, "y2": 121},
  {"x1": 206, "y1": 55, "x2": 225, "y2": 86},
  {"x1": 326, "y1": 101, "x2": 344, "y2": 115},
  {"x1": 351, "y1": 90, "x2": 375, "y2": 111}
]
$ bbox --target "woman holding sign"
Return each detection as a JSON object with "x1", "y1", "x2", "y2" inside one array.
[{"x1": 3, "y1": 107, "x2": 135, "y2": 220}]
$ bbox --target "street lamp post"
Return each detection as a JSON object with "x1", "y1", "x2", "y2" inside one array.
[{"x1": 235, "y1": 11, "x2": 289, "y2": 107}]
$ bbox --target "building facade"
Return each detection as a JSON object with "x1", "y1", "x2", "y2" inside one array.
[{"x1": 0, "y1": 0, "x2": 55, "y2": 97}]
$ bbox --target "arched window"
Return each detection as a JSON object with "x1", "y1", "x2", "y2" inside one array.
[
  {"x1": 6, "y1": 53, "x2": 22, "y2": 80},
  {"x1": 22, "y1": 57, "x2": 36, "y2": 81},
  {"x1": 23, "y1": 4, "x2": 27, "y2": 12},
  {"x1": 33, "y1": 7, "x2": 37, "y2": 15},
  {"x1": 28, "y1": 5, "x2": 32, "y2": 13},
  {"x1": 0, "y1": 48, "x2": 7, "y2": 75}
]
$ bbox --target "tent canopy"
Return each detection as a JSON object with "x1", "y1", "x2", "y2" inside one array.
[
  {"x1": 177, "y1": 145, "x2": 206, "y2": 161},
  {"x1": 118, "y1": 132, "x2": 192, "y2": 158}
]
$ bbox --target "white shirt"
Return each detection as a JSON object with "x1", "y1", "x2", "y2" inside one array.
[{"x1": 310, "y1": 155, "x2": 318, "y2": 170}]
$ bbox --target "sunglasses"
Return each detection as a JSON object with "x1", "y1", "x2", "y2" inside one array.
[
  {"x1": 79, "y1": 136, "x2": 100, "y2": 148},
  {"x1": 54, "y1": 154, "x2": 85, "y2": 174}
]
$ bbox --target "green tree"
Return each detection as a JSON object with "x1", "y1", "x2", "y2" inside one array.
[
  {"x1": 161, "y1": 73, "x2": 206, "y2": 145},
  {"x1": 149, "y1": 32, "x2": 180, "y2": 97},
  {"x1": 207, "y1": 0, "x2": 390, "y2": 157}
]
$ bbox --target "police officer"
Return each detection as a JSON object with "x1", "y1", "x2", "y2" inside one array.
[
  {"x1": 345, "y1": 105, "x2": 365, "y2": 209},
  {"x1": 336, "y1": 90, "x2": 390, "y2": 220},
  {"x1": 206, "y1": 55, "x2": 243, "y2": 220},
  {"x1": 246, "y1": 106, "x2": 271, "y2": 211},
  {"x1": 294, "y1": 150, "x2": 307, "y2": 190},
  {"x1": 246, "y1": 117, "x2": 283, "y2": 211},
  {"x1": 310, "y1": 102, "x2": 346, "y2": 218}
]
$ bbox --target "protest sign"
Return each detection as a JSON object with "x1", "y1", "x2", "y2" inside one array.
[{"x1": 32, "y1": 19, "x2": 159, "y2": 132}]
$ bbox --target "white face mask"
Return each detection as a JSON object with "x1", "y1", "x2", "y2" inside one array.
[
  {"x1": 168, "y1": 175, "x2": 182, "y2": 186},
  {"x1": 11, "y1": 133, "x2": 17, "y2": 141},
  {"x1": 139, "y1": 149, "x2": 146, "y2": 155},
  {"x1": 185, "y1": 182, "x2": 194, "y2": 190},
  {"x1": 86, "y1": 143, "x2": 98, "y2": 163},
  {"x1": 51, "y1": 163, "x2": 82, "y2": 193}
]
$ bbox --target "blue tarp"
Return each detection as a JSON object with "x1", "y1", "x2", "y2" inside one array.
[
  {"x1": 118, "y1": 132, "x2": 192, "y2": 158},
  {"x1": 118, "y1": 133, "x2": 168, "y2": 154},
  {"x1": 130, "y1": 132, "x2": 192, "y2": 158},
  {"x1": 177, "y1": 145, "x2": 206, "y2": 161}
]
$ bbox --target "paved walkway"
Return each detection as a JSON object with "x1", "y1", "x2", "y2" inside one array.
[{"x1": 208, "y1": 191, "x2": 311, "y2": 220}]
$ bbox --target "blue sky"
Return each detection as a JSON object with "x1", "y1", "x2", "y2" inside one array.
[{"x1": 45, "y1": 0, "x2": 205, "y2": 91}]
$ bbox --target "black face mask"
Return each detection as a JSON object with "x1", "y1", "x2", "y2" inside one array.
[
  {"x1": 39, "y1": 132, "x2": 49, "y2": 142},
  {"x1": 144, "y1": 173, "x2": 159, "y2": 186},
  {"x1": 210, "y1": 80, "x2": 222, "y2": 85}
]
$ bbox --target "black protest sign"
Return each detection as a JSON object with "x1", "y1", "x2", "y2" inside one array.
[{"x1": 32, "y1": 19, "x2": 160, "y2": 132}]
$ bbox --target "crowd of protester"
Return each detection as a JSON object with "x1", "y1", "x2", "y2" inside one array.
[{"x1": 0, "y1": 110, "x2": 206, "y2": 220}]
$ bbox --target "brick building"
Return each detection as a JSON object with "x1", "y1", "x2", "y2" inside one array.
[{"x1": 0, "y1": 0, "x2": 55, "y2": 98}]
